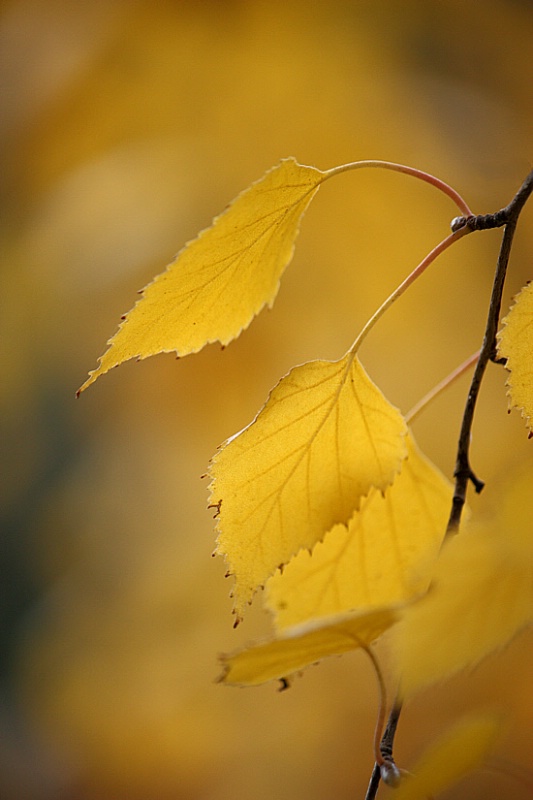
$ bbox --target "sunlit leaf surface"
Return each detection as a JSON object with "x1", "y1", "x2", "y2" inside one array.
[
  {"x1": 78, "y1": 158, "x2": 323, "y2": 393},
  {"x1": 498, "y1": 281, "x2": 533, "y2": 435},
  {"x1": 210, "y1": 354, "x2": 407, "y2": 617},
  {"x1": 266, "y1": 434, "x2": 451, "y2": 628}
]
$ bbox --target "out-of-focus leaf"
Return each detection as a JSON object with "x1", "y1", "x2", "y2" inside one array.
[
  {"x1": 393, "y1": 712, "x2": 502, "y2": 800},
  {"x1": 393, "y1": 507, "x2": 533, "y2": 698},
  {"x1": 78, "y1": 158, "x2": 324, "y2": 393},
  {"x1": 266, "y1": 434, "x2": 451, "y2": 628},
  {"x1": 210, "y1": 354, "x2": 407, "y2": 618},
  {"x1": 218, "y1": 606, "x2": 399, "y2": 686},
  {"x1": 497, "y1": 281, "x2": 533, "y2": 435}
]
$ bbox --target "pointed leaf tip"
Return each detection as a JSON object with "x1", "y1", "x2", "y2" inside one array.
[{"x1": 79, "y1": 158, "x2": 324, "y2": 391}]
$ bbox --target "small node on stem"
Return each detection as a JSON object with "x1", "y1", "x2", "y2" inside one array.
[
  {"x1": 490, "y1": 353, "x2": 507, "y2": 365},
  {"x1": 471, "y1": 472, "x2": 485, "y2": 494},
  {"x1": 451, "y1": 215, "x2": 470, "y2": 232},
  {"x1": 380, "y1": 759, "x2": 401, "y2": 788}
]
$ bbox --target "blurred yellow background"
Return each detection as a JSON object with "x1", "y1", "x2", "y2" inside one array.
[{"x1": 1, "y1": 1, "x2": 532, "y2": 798}]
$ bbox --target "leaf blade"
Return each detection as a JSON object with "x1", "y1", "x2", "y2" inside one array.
[
  {"x1": 392, "y1": 507, "x2": 533, "y2": 699},
  {"x1": 497, "y1": 281, "x2": 533, "y2": 434},
  {"x1": 78, "y1": 158, "x2": 324, "y2": 393},
  {"x1": 218, "y1": 607, "x2": 399, "y2": 687},
  {"x1": 210, "y1": 354, "x2": 408, "y2": 617},
  {"x1": 266, "y1": 434, "x2": 452, "y2": 629}
]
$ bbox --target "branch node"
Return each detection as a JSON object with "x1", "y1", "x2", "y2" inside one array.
[
  {"x1": 469, "y1": 470, "x2": 485, "y2": 494},
  {"x1": 380, "y1": 759, "x2": 401, "y2": 788},
  {"x1": 451, "y1": 208, "x2": 510, "y2": 234},
  {"x1": 450, "y1": 215, "x2": 471, "y2": 232}
]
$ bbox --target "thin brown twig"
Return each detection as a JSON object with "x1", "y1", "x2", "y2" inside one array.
[{"x1": 447, "y1": 169, "x2": 533, "y2": 533}]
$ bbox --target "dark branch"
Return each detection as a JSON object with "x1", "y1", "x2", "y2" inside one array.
[
  {"x1": 451, "y1": 208, "x2": 509, "y2": 232},
  {"x1": 447, "y1": 169, "x2": 533, "y2": 534},
  {"x1": 450, "y1": 173, "x2": 533, "y2": 234}
]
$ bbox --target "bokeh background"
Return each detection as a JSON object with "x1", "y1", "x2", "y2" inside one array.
[{"x1": 1, "y1": 1, "x2": 532, "y2": 798}]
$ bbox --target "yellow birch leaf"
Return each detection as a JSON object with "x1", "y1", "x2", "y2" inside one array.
[
  {"x1": 266, "y1": 434, "x2": 451, "y2": 629},
  {"x1": 78, "y1": 158, "x2": 323, "y2": 393},
  {"x1": 218, "y1": 607, "x2": 399, "y2": 687},
  {"x1": 497, "y1": 281, "x2": 533, "y2": 435},
  {"x1": 393, "y1": 712, "x2": 501, "y2": 800},
  {"x1": 393, "y1": 511, "x2": 533, "y2": 699},
  {"x1": 210, "y1": 354, "x2": 408, "y2": 618}
]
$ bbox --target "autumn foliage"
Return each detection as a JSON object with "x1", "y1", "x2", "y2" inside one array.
[
  {"x1": 5, "y1": 4, "x2": 533, "y2": 799},
  {"x1": 80, "y1": 157, "x2": 533, "y2": 797}
]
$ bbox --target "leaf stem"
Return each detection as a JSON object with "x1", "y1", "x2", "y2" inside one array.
[
  {"x1": 359, "y1": 645, "x2": 387, "y2": 768},
  {"x1": 405, "y1": 350, "x2": 480, "y2": 424},
  {"x1": 349, "y1": 228, "x2": 470, "y2": 355},
  {"x1": 323, "y1": 161, "x2": 473, "y2": 217}
]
